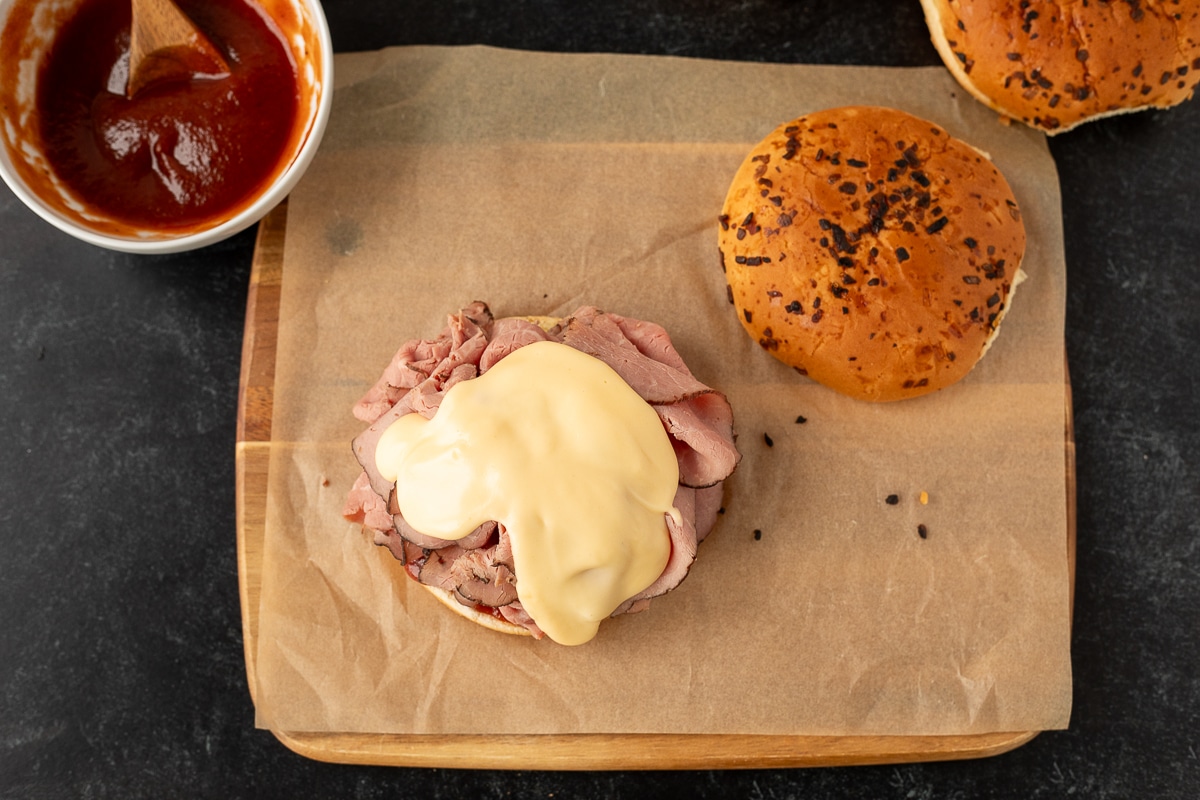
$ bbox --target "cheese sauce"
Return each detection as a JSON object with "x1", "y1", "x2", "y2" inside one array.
[{"x1": 375, "y1": 340, "x2": 679, "y2": 645}]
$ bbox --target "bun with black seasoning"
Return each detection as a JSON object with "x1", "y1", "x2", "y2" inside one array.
[
  {"x1": 920, "y1": 0, "x2": 1200, "y2": 134},
  {"x1": 719, "y1": 105, "x2": 1026, "y2": 402}
]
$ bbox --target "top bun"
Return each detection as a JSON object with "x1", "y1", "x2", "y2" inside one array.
[
  {"x1": 719, "y1": 105, "x2": 1026, "y2": 402},
  {"x1": 920, "y1": 0, "x2": 1200, "y2": 134}
]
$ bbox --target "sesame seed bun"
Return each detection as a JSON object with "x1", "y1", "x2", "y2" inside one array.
[
  {"x1": 718, "y1": 106, "x2": 1027, "y2": 402},
  {"x1": 920, "y1": 0, "x2": 1200, "y2": 134}
]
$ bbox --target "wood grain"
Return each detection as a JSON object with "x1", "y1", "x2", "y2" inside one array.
[{"x1": 234, "y1": 202, "x2": 1076, "y2": 769}]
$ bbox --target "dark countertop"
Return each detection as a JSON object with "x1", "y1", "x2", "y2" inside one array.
[{"x1": 1, "y1": 2, "x2": 1197, "y2": 798}]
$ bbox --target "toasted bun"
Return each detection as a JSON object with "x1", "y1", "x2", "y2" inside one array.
[
  {"x1": 920, "y1": 0, "x2": 1200, "y2": 134},
  {"x1": 515, "y1": 314, "x2": 560, "y2": 331},
  {"x1": 421, "y1": 583, "x2": 531, "y2": 637},
  {"x1": 719, "y1": 106, "x2": 1027, "y2": 402}
]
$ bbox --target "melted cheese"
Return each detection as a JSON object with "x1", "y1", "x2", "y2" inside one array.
[{"x1": 375, "y1": 340, "x2": 679, "y2": 645}]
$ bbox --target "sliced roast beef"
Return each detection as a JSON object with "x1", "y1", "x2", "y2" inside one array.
[
  {"x1": 353, "y1": 301, "x2": 493, "y2": 423},
  {"x1": 350, "y1": 315, "x2": 489, "y2": 497},
  {"x1": 371, "y1": 525, "x2": 424, "y2": 568},
  {"x1": 479, "y1": 318, "x2": 551, "y2": 372},
  {"x1": 352, "y1": 341, "x2": 450, "y2": 423},
  {"x1": 450, "y1": 552, "x2": 518, "y2": 608},
  {"x1": 417, "y1": 540, "x2": 518, "y2": 608},
  {"x1": 497, "y1": 602, "x2": 545, "y2": 639},
  {"x1": 389, "y1": 510, "x2": 496, "y2": 551},
  {"x1": 610, "y1": 485, "x2": 699, "y2": 617},
  {"x1": 562, "y1": 307, "x2": 740, "y2": 488},
  {"x1": 656, "y1": 391, "x2": 740, "y2": 488},
  {"x1": 607, "y1": 312, "x2": 693, "y2": 375},
  {"x1": 343, "y1": 471, "x2": 394, "y2": 532},
  {"x1": 352, "y1": 393, "x2": 417, "y2": 499},
  {"x1": 693, "y1": 484, "x2": 725, "y2": 544},
  {"x1": 345, "y1": 301, "x2": 740, "y2": 638},
  {"x1": 560, "y1": 308, "x2": 712, "y2": 405}
]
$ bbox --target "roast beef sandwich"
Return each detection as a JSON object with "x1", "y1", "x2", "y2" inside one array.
[{"x1": 344, "y1": 302, "x2": 741, "y2": 645}]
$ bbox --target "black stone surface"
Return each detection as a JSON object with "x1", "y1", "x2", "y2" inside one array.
[{"x1": 2, "y1": 1, "x2": 1197, "y2": 797}]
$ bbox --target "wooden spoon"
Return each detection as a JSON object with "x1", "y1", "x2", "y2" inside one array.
[{"x1": 126, "y1": 0, "x2": 230, "y2": 99}]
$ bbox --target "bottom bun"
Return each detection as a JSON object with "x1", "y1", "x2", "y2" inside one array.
[
  {"x1": 514, "y1": 314, "x2": 560, "y2": 330},
  {"x1": 422, "y1": 583, "x2": 532, "y2": 637}
]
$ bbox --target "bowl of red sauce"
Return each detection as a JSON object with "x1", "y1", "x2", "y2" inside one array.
[{"x1": 0, "y1": 0, "x2": 332, "y2": 253}]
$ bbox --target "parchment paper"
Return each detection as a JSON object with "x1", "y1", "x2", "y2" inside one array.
[{"x1": 252, "y1": 46, "x2": 1072, "y2": 736}]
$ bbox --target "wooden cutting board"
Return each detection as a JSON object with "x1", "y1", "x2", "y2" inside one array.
[{"x1": 234, "y1": 201, "x2": 1077, "y2": 769}]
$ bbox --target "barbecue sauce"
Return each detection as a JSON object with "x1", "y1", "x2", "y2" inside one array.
[{"x1": 35, "y1": 0, "x2": 300, "y2": 230}]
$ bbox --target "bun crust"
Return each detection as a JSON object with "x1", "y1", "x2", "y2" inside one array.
[
  {"x1": 513, "y1": 314, "x2": 561, "y2": 331},
  {"x1": 422, "y1": 583, "x2": 532, "y2": 637},
  {"x1": 920, "y1": 0, "x2": 1200, "y2": 134},
  {"x1": 719, "y1": 106, "x2": 1026, "y2": 402}
]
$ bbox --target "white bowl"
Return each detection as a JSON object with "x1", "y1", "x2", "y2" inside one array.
[{"x1": 0, "y1": 0, "x2": 333, "y2": 254}]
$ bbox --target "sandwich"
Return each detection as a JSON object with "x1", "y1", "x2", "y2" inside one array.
[{"x1": 343, "y1": 302, "x2": 740, "y2": 645}]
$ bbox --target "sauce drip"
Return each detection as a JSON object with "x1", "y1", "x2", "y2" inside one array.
[{"x1": 35, "y1": 0, "x2": 300, "y2": 230}]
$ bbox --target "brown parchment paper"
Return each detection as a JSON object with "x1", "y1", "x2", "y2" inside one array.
[{"x1": 252, "y1": 45, "x2": 1072, "y2": 736}]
